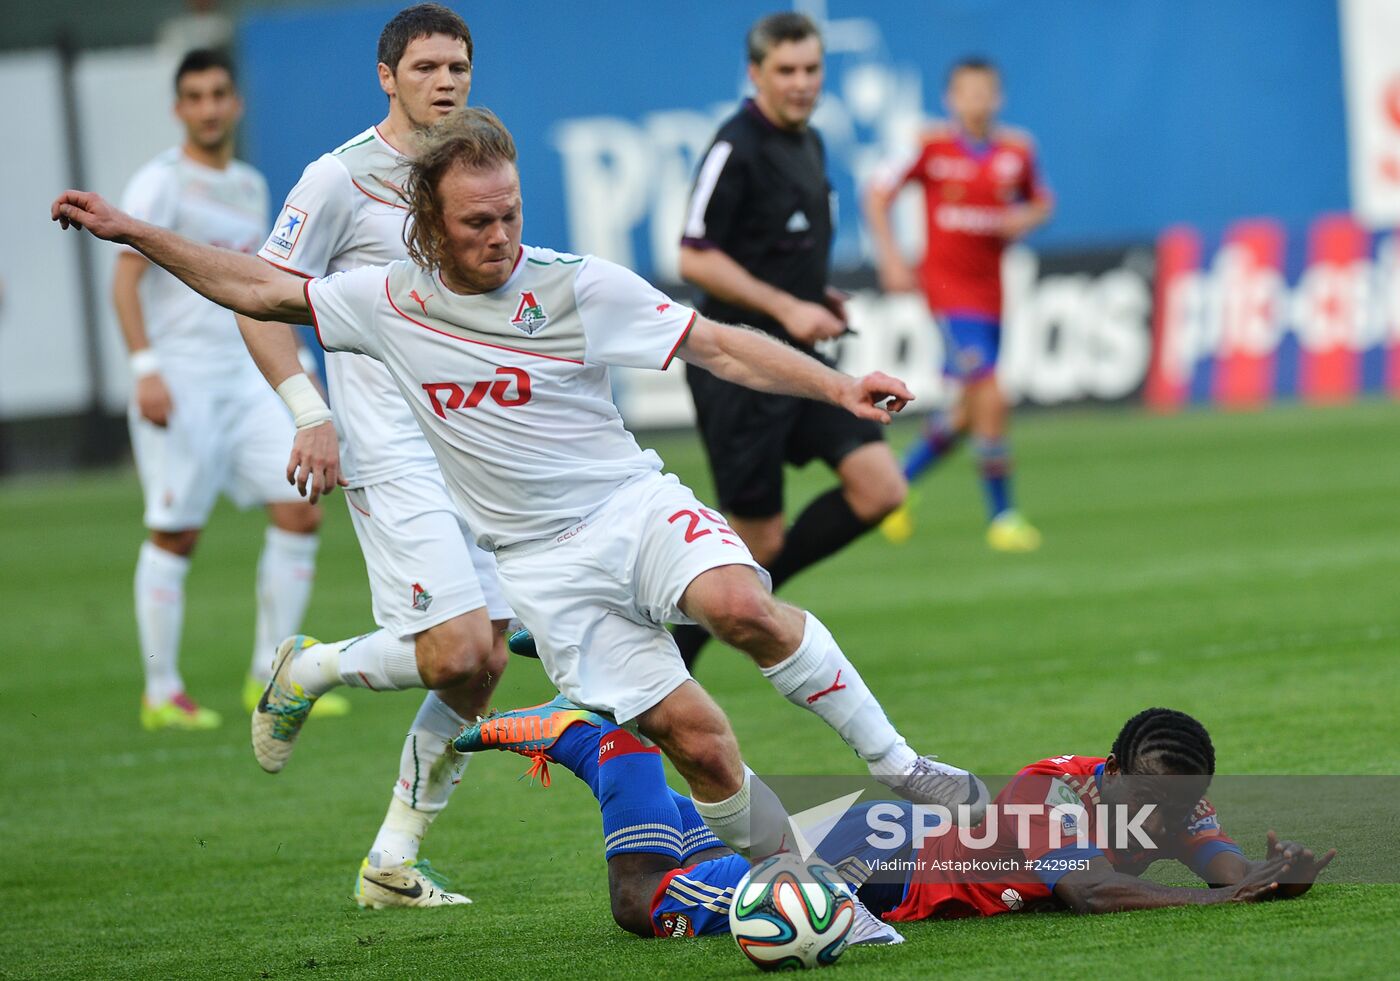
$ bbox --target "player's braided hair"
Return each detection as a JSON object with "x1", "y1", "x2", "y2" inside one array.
[
  {"x1": 746, "y1": 11, "x2": 822, "y2": 65},
  {"x1": 1111, "y1": 707, "x2": 1216, "y2": 776},
  {"x1": 403, "y1": 107, "x2": 518, "y2": 273},
  {"x1": 378, "y1": 3, "x2": 473, "y2": 73}
]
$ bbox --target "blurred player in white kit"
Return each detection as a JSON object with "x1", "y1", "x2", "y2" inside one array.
[
  {"x1": 113, "y1": 49, "x2": 326, "y2": 733},
  {"x1": 234, "y1": 5, "x2": 511, "y2": 908}
]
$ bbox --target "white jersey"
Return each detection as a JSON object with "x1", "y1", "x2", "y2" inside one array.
[
  {"x1": 121, "y1": 148, "x2": 268, "y2": 385},
  {"x1": 306, "y1": 246, "x2": 697, "y2": 550},
  {"x1": 256, "y1": 126, "x2": 435, "y2": 487}
]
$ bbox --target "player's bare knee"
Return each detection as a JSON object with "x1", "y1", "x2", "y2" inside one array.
[
  {"x1": 704, "y1": 585, "x2": 783, "y2": 651},
  {"x1": 609, "y1": 879, "x2": 655, "y2": 937},
  {"x1": 415, "y1": 614, "x2": 493, "y2": 688},
  {"x1": 150, "y1": 529, "x2": 199, "y2": 557},
  {"x1": 268, "y1": 501, "x2": 322, "y2": 535},
  {"x1": 847, "y1": 471, "x2": 907, "y2": 523}
]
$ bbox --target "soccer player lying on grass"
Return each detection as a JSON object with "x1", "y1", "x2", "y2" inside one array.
[
  {"x1": 51, "y1": 106, "x2": 988, "y2": 864},
  {"x1": 455, "y1": 700, "x2": 1334, "y2": 939}
]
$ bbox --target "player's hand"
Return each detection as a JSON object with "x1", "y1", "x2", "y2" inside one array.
[
  {"x1": 286, "y1": 420, "x2": 346, "y2": 503},
  {"x1": 780, "y1": 298, "x2": 847, "y2": 344},
  {"x1": 823, "y1": 286, "x2": 850, "y2": 322},
  {"x1": 135, "y1": 373, "x2": 173, "y2": 428},
  {"x1": 877, "y1": 262, "x2": 919, "y2": 294},
  {"x1": 1266, "y1": 830, "x2": 1337, "y2": 898},
  {"x1": 840, "y1": 371, "x2": 915, "y2": 424},
  {"x1": 1221, "y1": 851, "x2": 1294, "y2": 903},
  {"x1": 51, "y1": 190, "x2": 131, "y2": 242}
]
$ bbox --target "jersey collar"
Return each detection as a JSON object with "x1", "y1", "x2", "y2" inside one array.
[
  {"x1": 743, "y1": 97, "x2": 805, "y2": 136},
  {"x1": 952, "y1": 126, "x2": 995, "y2": 161},
  {"x1": 373, "y1": 123, "x2": 410, "y2": 159},
  {"x1": 434, "y1": 247, "x2": 525, "y2": 296}
]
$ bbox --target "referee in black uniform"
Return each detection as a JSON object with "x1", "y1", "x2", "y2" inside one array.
[{"x1": 674, "y1": 11, "x2": 907, "y2": 668}]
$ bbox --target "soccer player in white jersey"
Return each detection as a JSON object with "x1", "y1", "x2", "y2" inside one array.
[
  {"x1": 53, "y1": 107, "x2": 990, "y2": 863},
  {"x1": 233, "y1": 5, "x2": 510, "y2": 908},
  {"x1": 112, "y1": 50, "x2": 325, "y2": 732}
]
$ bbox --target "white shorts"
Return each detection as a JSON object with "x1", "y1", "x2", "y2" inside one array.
[
  {"x1": 129, "y1": 373, "x2": 304, "y2": 531},
  {"x1": 495, "y1": 470, "x2": 771, "y2": 725},
  {"x1": 345, "y1": 468, "x2": 512, "y2": 639}
]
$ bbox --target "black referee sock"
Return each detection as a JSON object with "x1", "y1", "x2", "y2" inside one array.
[{"x1": 765, "y1": 488, "x2": 871, "y2": 591}]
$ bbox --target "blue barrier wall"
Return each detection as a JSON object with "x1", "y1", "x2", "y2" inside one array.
[{"x1": 239, "y1": 0, "x2": 1348, "y2": 278}]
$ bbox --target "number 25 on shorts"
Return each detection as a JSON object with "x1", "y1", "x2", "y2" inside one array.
[{"x1": 668, "y1": 507, "x2": 742, "y2": 547}]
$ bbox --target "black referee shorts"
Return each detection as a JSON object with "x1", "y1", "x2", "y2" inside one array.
[{"x1": 685, "y1": 361, "x2": 885, "y2": 519}]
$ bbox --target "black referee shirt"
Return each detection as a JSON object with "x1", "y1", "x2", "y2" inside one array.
[{"x1": 681, "y1": 99, "x2": 832, "y2": 345}]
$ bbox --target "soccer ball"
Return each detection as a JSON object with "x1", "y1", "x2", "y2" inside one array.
[{"x1": 728, "y1": 854, "x2": 855, "y2": 971}]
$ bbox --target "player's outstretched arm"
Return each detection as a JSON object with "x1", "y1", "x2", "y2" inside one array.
[
  {"x1": 862, "y1": 182, "x2": 917, "y2": 295},
  {"x1": 1053, "y1": 851, "x2": 1309, "y2": 914},
  {"x1": 1200, "y1": 831, "x2": 1336, "y2": 899},
  {"x1": 678, "y1": 316, "x2": 913, "y2": 424},
  {"x1": 52, "y1": 190, "x2": 310, "y2": 325}
]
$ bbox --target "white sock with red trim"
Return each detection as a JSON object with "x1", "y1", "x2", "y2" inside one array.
[
  {"x1": 135, "y1": 541, "x2": 189, "y2": 705},
  {"x1": 288, "y1": 629, "x2": 424, "y2": 694},
  {"x1": 249, "y1": 527, "x2": 319, "y2": 682},
  {"x1": 689, "y1": 766, "x2": 792, "y2": 859},
  {"x1": 369, "y1": 692, "x2": 471, "y2": 867},
  {"x1": 760, "y1": 612, "x2": 917, "y2": 770}
]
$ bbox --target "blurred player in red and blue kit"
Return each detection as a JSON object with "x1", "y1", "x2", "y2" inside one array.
[{"x1": 865, "y1": 58, "x2": 1053, "y2": 552}]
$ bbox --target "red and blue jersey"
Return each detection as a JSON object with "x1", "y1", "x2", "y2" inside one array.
[
  {"x1": 886, "y1": 755, "x2": 1242, "y2": 922},
  {"x1": 879, "y1": 123, "x2": 1050, "y2": 319}
]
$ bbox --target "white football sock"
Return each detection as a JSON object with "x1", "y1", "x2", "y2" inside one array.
[
  {"x1": 761, "y1": 612, "x2": 917, "y2": 773},
  {"x1": 340, "y1": 630, "x2": 423, "y2": 690},
  {"x1": 690, "y1": 767, "x2": 792, "y2": 859},
  {"x1": 369, "y1": 693, "x2": 472, "y2": 866},
  {"x1": 135, "y1": 541, "x2": 190, "y2": 705},
  {"x1": 249, "y1": 527, "x2": 319, "y2": 682}
]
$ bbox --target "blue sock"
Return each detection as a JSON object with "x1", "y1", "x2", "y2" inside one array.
[
  {"x1": 974, "y1": 436, "x2": 1012, "y2": 518},
  {"x1": 903, "y1": 415, "x2": 961, "y2": 481},
  {"x1": 652, "y1": 853, "x2": 752, "y2": 937},
  {"x1": 599, "y1": 728, "x2": 684, "y2": 861},
  {"x1": 670, "y1": 789, "x2": 728, "y2": 861},
  {"x1": 543, "y1": 717, "x2": 605, "y2": 798}
]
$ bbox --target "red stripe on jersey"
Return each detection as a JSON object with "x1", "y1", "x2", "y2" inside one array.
[
  {"x1": 303, "y1": 280, "x2": 326, "y2": 350},
  {"x1": 373, "y1": 124, "x2": 408, "y2": 156},
  {"x1": 1301, "y1": 214, "x2": 1364, "y2": 404},
  {"x1": 662, "y1": 311, "x2": 698, "y2": 369},
  {"x1": 350, "y1": 178, "x2": 408, "y2": 210},
  {"x1": 384, "y1": 279, "x2": 586, "y2": 365}
]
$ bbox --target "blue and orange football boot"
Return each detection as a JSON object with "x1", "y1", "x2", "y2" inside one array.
[{"x1": 453, "y1": 694, "x2": 605, "y2": 786}]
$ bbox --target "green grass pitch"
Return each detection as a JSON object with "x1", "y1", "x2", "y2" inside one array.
[{"x1": 2, "y1": 402, "x2": 1397, "y2": 978}]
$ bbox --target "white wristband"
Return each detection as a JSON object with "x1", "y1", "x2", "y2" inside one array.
[
  {"x1": 275, "y1": 372, "x2": 333, "y2": 430},
  {"x1": 129, "y1": 349, "x2": 160, "y2": 378}
]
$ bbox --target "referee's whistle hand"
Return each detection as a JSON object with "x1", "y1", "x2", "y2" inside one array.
[
  {"x1": 780, "y1": 299, "x2": 846, "y2": 344},
  {"x1": 844, "y1": 372, "x2": 915, "y2": 424}
]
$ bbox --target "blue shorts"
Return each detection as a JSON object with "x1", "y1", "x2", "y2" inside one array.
[{"x1": 938, "y1": 313, "x2": 1002, "y2": 380}]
